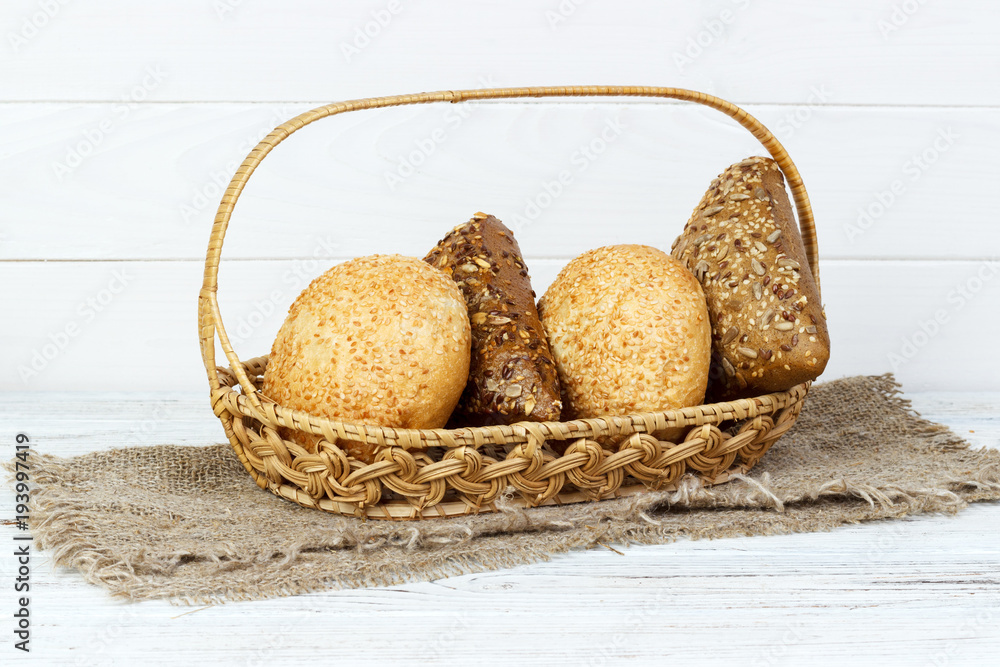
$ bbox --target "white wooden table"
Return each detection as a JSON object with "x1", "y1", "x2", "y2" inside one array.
[{"x1": 1, "y1": 391, "x2": 998, "y2": 666}]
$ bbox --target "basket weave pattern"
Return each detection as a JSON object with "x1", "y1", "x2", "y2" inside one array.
[
  {"x1": 217, "y1": 358, "x2": 807, "y2": 519},
  {"x1": 200, "y1": 86, "x2": 820, "y2": 520}
]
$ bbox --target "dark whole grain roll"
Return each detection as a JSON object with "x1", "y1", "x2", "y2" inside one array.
[
  {"x1": 425, "y1": 213, "x2": 562, "y2": 425},
  {"x1": 671, "y1": 156, "x2": 831, "y2": 401}
]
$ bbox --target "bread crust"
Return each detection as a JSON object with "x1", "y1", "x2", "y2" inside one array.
[
  {"x1": 538, "y1": 244, "x2": 711, "y2": 420},
  {"x1": 425, "y1": 213, "x2": 562, "y2": 425},
  {"x1": 261, "y1": 254, "x2": 471, "y2": 461},
  {"x1": 671, "y1": 156, "x2": 830, "y2": 400}
]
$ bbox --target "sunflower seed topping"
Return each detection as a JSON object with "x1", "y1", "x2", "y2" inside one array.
[
  {"x1": 695, "y1": 260, "x2": 710, "y2": 281},
  {"x1": 738, "y1": 347, "x2": 758, "y2": 359},
  {"x1": 504, "y1": 385, "x2": 522, "y2": 398},
  {"x1": 721, "y1": 325, "x2": 740, "y2": 345},
  {"x1": 767, "y1": 229, "x2": 782, "y2": 243},
  {"x1": 751, "y1": 259, "x2": 766, "y2": 276}
]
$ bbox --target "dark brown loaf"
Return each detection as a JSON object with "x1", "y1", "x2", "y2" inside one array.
[
  {"x1": 424, "y1": 213, "x2": 562, "y2": 425},
  {"x1": 671, "y1": 156, "x2": 830, "y2": 401}
]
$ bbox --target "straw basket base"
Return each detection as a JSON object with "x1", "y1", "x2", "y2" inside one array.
[
  {"x1": 211, "y1": 357, "x2": 808, "y2": 520},
  {"x1": 257, "y1": 469, "x2": 753, "y2": 521}
]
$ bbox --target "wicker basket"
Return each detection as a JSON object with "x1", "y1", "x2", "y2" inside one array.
[{"x1": 198, "y1": 86, "x2": 820, "y2": 520}]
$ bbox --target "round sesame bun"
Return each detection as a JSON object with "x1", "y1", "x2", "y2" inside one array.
[
  {"x1": 262, "y1": 254, "x2": 471, "y2": 462},
  {"x1": 537, "y1": 245, "x2": 711, "y2": 421}
]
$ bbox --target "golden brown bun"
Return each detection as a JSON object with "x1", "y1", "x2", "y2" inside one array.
[
  {"x1": 671, "y1": 156, "x2": 830, "y2": 401},
  {"x1": 262, "y1": 254, "x2": 471, "y2": 462},
  {"x1": 537, "y1": 245, "x2": 711, "y2": 420},
  {"x1": 425, "y1": 213, "x2": 562, "y2": 425}
]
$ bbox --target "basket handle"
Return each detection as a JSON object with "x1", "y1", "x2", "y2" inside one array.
[{"x1": 199, "y1": 86, "x2": 820, "y2": 409}]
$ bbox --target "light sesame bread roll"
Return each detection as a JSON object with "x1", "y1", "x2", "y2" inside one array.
[
  {"x1": 538, "y1": 245, "x2": 711, "y2": 420},
  {"x1": 262, "y1": 254, "x2": 471, "y2": 462}
]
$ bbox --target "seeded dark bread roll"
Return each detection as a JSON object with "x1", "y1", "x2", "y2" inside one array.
[
  {"x1": 424, "y1": 213, "x2": 562, "y2": 425},
  {"x1": 670, "y1": 156, "x2": 830, "y2": 401}
]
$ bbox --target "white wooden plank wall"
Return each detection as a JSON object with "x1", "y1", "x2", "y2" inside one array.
[{"x1": 2, "y1": 0, "x2": 999, "y2": 393}]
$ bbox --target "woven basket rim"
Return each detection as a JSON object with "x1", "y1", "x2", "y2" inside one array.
[
  {"x1": 216, "y1": 355, "x2": 810, "y2": 449},
  {"x1": 216, "y1": 369, "x2": 808, "y2": 519}
]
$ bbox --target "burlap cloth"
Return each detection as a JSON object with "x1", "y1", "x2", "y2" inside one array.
[{"x1": 16, "y1": 374, "x2": 1000, "y2": 604}]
